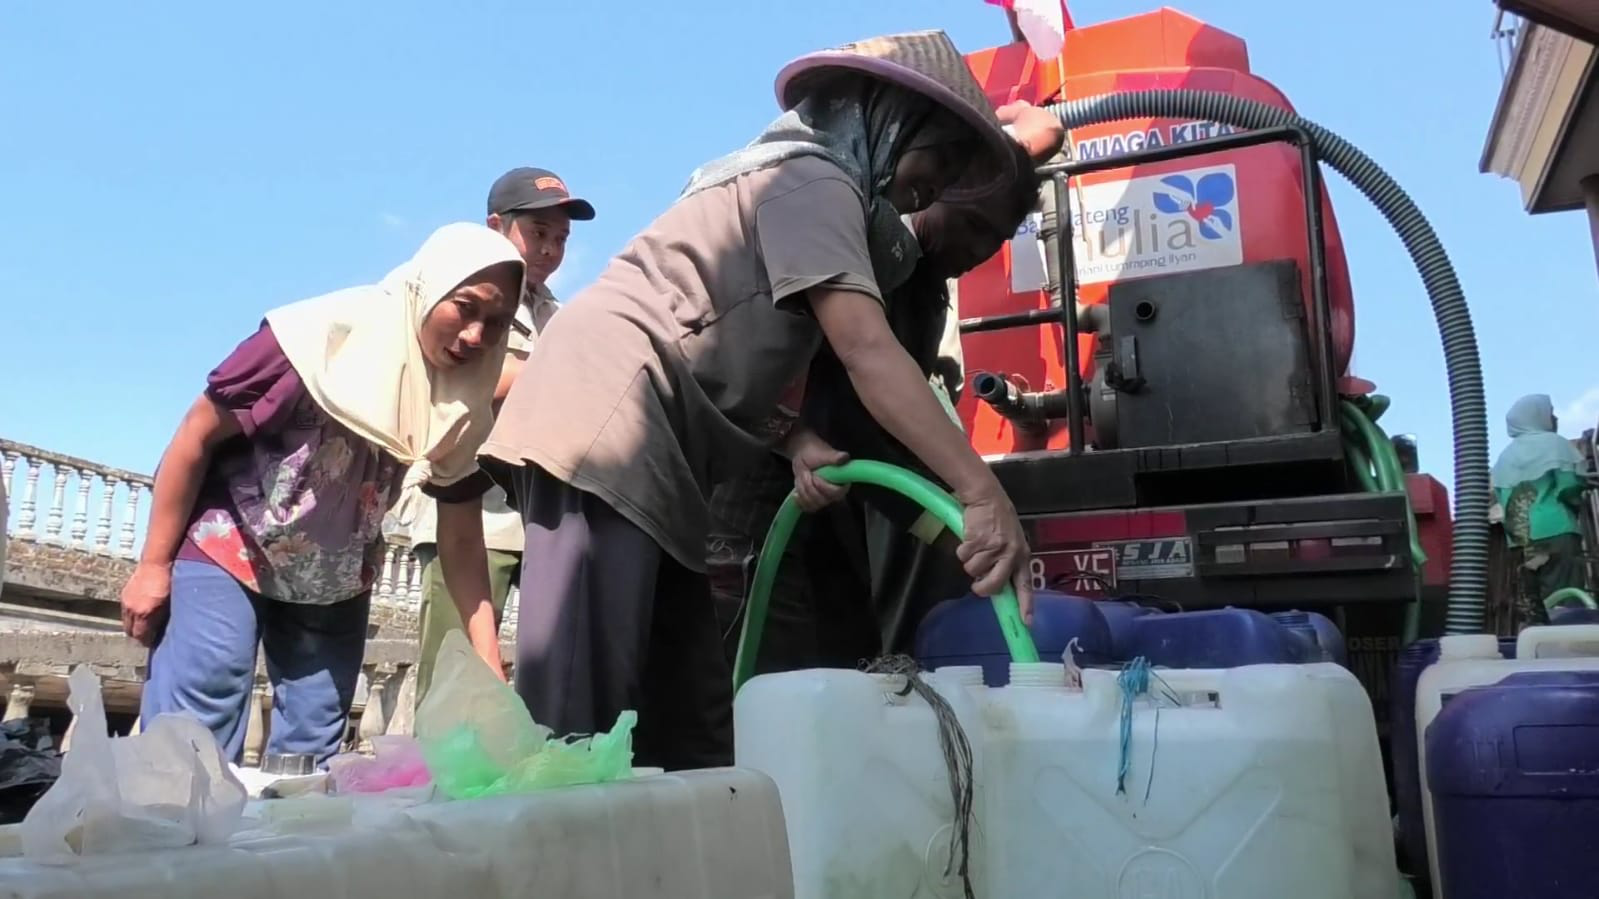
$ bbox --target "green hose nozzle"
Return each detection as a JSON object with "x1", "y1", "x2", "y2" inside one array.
[{"x1": 732, "y1": 459, "x2": 1040, "y2": 692}]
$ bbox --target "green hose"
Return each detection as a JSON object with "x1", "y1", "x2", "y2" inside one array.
[
  {"x1": 1345, "y1": 441, "x2": 1380, "y2": 494},
  {"x1": 1340, "y1": 399, "x2": 1427, "y2": 643},
  {"x1": 1342, "y1": 401, "x2": 1427, "y2": 567},
  {"x1": 732, "y1": 459, "x2": 1040, "y2": 692},
  {"x1": 1544, "y1": 587, "x2": 1599, "y2": 613}
]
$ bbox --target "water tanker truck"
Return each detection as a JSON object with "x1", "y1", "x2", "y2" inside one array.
[{"x1": 941, "y1": 9, "x2": 1485, "y2": 751}]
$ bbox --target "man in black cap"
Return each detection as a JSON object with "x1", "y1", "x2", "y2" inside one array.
[
  {"x1": 393, "y1": 166, "x2": 595, "y2": 709},
  {"x1": 486, "y1": 166, "x2": 598, "y2": 344}
]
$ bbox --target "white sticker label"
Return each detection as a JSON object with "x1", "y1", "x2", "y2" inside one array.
[
  {"x1": 1068, "y1": 163, "x2": 1243, "y2": 286},
  {"x1": 1008, "y1": 211, "x2": 1050, "y2": 294},
  {"x1": 1091, "y1": 537, "x2": 1195, "y2": 580}
]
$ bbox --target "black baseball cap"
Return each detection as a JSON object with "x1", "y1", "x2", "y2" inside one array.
[{"x1": 486, "y1": 167, "x2": 596, "y2": 221}]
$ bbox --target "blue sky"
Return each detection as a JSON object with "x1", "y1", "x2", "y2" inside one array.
[{"x1": 2, "y1": 0, "x2": 1595, "y2": 496}]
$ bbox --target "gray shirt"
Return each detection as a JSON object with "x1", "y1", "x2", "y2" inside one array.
[{"x1": 482, "y1": 156, "x2": 882, "y2": 570}]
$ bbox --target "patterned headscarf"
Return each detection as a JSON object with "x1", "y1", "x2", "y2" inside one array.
[{"x1": 682, "y1": 76, "x2": 972, "y2": 294}]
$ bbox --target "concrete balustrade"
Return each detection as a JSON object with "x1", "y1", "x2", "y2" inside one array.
[
  {"x1": 2, "y1": 439, "x2": 150, "y2": 558},
  {"x1": 0, "y1": 436, "x2": 497, "y2": 630}
]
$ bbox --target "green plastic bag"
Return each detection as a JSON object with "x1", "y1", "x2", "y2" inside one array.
[{"x1": 415, "y1": 631, "x2": 637, "y2": 800}]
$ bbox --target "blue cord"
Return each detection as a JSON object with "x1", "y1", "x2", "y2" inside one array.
[
  {"x1": 1116, "y1": 657, "x2": 1151, "y2": 796},
  {"x1": 1117, "y1": 657, "x2": 1177, "y2": 800}
]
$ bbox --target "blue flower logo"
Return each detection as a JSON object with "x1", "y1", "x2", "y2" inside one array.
[{"x1": 1152, "y1": 173, "x2": 1236, "y2": 240}]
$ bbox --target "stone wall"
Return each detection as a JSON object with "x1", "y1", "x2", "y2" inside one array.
[{"x1": 5, "y1": 538, "x2": 132, "y2": 605}]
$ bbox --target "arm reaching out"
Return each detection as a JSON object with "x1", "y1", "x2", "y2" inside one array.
[
  {"x1": 996, "y1": 100, "x2": 1067, "y2": 162},
  {"x1": 808, "y1": 286, "x2": 1034, "y2": 619},
  {"x1": 436, "y1": 496, "x2": 507, "y2": 680},
  {"x1": 122, "y1": 394, "x2": 242, "y2": 645}
]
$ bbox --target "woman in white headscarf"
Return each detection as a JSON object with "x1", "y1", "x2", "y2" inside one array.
[
  {"x1": 121, "y1": 223, "x2": 523, "y2": 768},
  {"x1": 1493, "y1": 394, "x2": 1591, "y2": 618}
]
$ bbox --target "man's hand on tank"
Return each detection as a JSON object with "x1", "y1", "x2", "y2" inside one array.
[
  {"x1": 786, "y1": 427, "x2": 851, "y2": 513},
  {"x1": 996, "y1": 100, "x2": 1066, "y2": 162}
]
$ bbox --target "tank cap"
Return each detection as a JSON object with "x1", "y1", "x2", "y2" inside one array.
[
  {"x1": 1009, "y1": 662, "x2": 1068, "y2": 689},
  {"x1": 1438, "y1": 634, "x2": 1502, "y2": 661},
  {"x1": 934, "y1": 666, "x2": 986, "y2": 688}
]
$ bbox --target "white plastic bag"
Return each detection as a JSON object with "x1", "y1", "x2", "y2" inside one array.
[{"x1": 20, "y1": 666, "x2": 246, "y2": 860}]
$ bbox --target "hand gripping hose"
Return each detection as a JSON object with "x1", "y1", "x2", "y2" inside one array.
[
  {"x1": 1046, "y1": 92, "x2": 1489, "y2": 635},
  {"x1": 732, "y1": 460, "x2": 1040, "y2": 692}
]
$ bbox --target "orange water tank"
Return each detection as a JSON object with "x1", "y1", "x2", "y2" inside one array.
[{"x1": 958, "y1": 8, "x2": 1356, "y2": 456}]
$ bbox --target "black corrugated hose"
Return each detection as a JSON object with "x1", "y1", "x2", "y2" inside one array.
[{"x1": 1045, "y1": 91, "x2": 1488, "y2": 635}]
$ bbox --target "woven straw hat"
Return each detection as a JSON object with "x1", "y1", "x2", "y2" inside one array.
[{"x1": 773, "y1": 30, "x2": 1018, "y2": 202}]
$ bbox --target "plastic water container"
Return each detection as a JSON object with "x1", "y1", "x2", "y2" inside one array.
[
  {"x1": 0, "y1": 768, "x2": 792, "y2": 898},
  {"x1": 986, "y1": 662, "x2": 1396, "y2": 898},
  {"x1": 1549, "y1": 606, "x2": 1599, "y2": 625},
  {"x1": 1414, "y1": 631, "x2": 1599, "y2": 896},
  {"x1": 1093, "y1": 600, "x2": 1164, "y2": 657},
  {"x1": 1515, "y1": 622, "x2": 1599, "y2": 659},
  {"x1": 735, "y1": 666, "x2": 990, "y2": 897},
  {"x1": 1426, "y1": 671, "x2": 1599, "y2": 898},
  {"x1": 1094, "y1": 605, "x2": 1346, "y2": 665},
  {"x1": 1389, "y1": 637, "x2": 1514, "y2": 874},
  {"x1": 1270, "y1": 610, "x2": 1348, "y2": 664},
  {"x1": 736, "y1": 662, "x2": 1399, "y2": 898},
  {"x1": 1120, "y1": 607, "x2": 1320, "y2": 667},
  {"x1": 915, "y1": 591, "x2": 1112, "y2": 685}
]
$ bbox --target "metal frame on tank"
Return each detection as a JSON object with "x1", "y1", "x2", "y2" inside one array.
[
  {"x1": 960, "y1": 126, "x2": 1346, "y2": 519},
  {"x1": 963, "y1": 124, "x2": 1336, "y2": 454}
]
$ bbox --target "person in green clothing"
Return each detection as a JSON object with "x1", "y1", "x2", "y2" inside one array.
[
  {"x1": 387, "y1": 167, "x2": 597, "y2": 706},
  {"x1": 1493, "y1": 393, "x2": 1591, "y2": 621}
]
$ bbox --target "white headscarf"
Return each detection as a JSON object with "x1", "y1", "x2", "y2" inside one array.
[
  {"x1": 1492, "y1": 393, "x2": 1584, "y2": 489},
  {"x1": 264, "y1": 222, "x2": 523, "y2": 487}
]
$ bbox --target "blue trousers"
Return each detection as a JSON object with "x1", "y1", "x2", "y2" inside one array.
[{"x1": 141, "y1": 560, "x2": 370, "y2": 767}]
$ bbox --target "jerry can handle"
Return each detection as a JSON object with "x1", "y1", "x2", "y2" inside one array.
[{"x1": 732, "y1": 459, "x2": 1040, "y2": 692}]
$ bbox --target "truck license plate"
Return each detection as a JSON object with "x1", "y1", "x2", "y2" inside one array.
[{"x1": 1031, "y1": 547, "x2": 1118, "y2": 593}]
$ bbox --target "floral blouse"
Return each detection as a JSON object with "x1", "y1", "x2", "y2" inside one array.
[{"x1": 177, "y1": 323, "x2": 404, "y2": 605}]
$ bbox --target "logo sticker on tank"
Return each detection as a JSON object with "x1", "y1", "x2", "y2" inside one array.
[
  {"x1": 1008, "y1": 211, "x2": 1049, "y2": 293},
  {"x1": 1068, "y1": 164, "x2": 1243, "y2": 285}
]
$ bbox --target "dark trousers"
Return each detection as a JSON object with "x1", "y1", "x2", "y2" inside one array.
[
  {"x1": 706, "y1": 453, "x2": 970, "y2": 676},
  {"x1": 513, "y1": 466, "x2": 733, "y2": 771},
  {"x1": 860, "y1": 502, "x2": 971, "y2": 652},
  {"x1": 707, "y1": 454, "x2": 857, "y2": 674},
  {"x1": 141, "y1": 559, "x2": 369, "y2": 767},
  {"x1": 1521, "y1": 533, "x2": 1590, "y2": 623}
]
